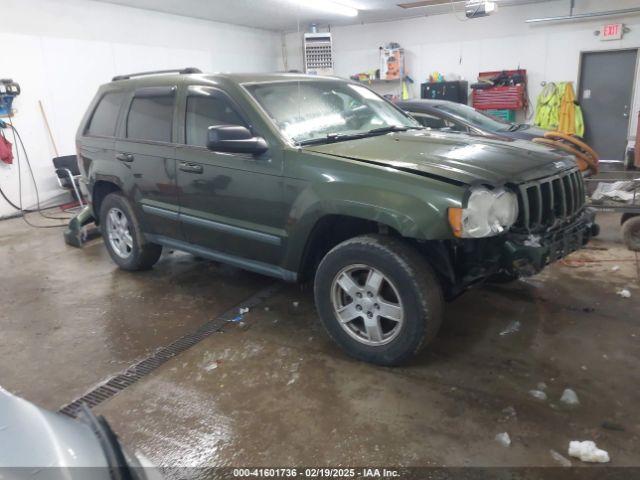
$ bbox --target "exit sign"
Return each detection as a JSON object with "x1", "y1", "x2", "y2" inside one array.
[{"x1": 601, "y1": 23, "x2": 624, "y2": 41}]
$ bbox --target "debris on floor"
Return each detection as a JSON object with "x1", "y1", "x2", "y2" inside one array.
[
  {"x1": 550, "y1": 449, "x2": 572, "y2": 467},
  {"x1": 601, "y1": 420, "x2": 625, "y2": 432},
  {"x1": 529, "y1": 389, "x2": 547, "y2": 401},
  {"x1": 536, "y1": 382, "x2": 548, "y2": 391},
  {"x1": 495, "y1": 432, "x2": 511, "y2": 447},
  {"x1": 617, "y1": 288, "x2": 631, "y2": 298},
  {"x1": 501, "y1": 406, "x2": 516, "y2": 418},
  {"x1": 205, "y1": 360, "x2": 220, "y2": 372},
  {"x1": 287, "y1": 371, "x2": 300, "y2": 386},
  {"x1": 611, "y1": 265, "x2": 620, "y2": 272},
  {"x1": 560, "y1": 388, "x2": 580, "y2": 406},
  {"x1": 499, "y1": 320, "x2": 521, "y2": 336},
  {"x1": 229, "y1": 306, "x2": 251, "y2": 323},
  {"x1": 568, "y1": 440, "x2": 610, "y2": 463}
]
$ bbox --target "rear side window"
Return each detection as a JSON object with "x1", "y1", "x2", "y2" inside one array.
[
  {"x1": 185, "y1": 95, "x2": 245, "y2": 147},
  {"x1": 126, "y1": 92, "x2": 174, "y2": 143},
  {"x1": 86, "y1": 92, "x2": 125, "y2": 137}
]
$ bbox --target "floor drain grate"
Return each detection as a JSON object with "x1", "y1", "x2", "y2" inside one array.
[{"x1": 58, "y1": 282, "x2": 281, "y2": 417}]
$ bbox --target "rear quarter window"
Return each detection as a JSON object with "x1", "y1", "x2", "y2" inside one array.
[{"x1": 86, "y1": 92, "x2": 125, "y2": 137}]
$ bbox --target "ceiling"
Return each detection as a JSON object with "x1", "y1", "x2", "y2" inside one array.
[{"x1": 92, "y1": 0, "x2": 554, "y2": 31}]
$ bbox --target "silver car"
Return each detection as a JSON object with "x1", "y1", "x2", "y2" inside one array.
[{"x1": 0, "y1": 388, "x2": 160, "y2": 479}]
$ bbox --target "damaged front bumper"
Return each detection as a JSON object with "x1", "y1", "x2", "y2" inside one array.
[{"x1": 501, "y1": 208, "x2": 598, "y2": 277}]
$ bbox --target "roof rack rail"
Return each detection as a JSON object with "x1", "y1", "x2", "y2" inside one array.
[{"x1": 112, "y1": 67, "x2": 202, "y2": 82}]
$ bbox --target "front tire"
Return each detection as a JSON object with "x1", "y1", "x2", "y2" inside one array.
[
  {"x1": 99, "y1": 192, "x2": 162, "y2": 271},
  {"x1": 314, "y1": 235, "x2": 444, "y2": 366}
]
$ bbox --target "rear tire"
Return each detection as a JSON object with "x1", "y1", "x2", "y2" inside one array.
[
  {"x1": 99, "y1": 192, "x2": 162, "y2": 270},
  {"x1": 314, "y1": 234, "x2": 444, "y2": 366},
  {"x1": 622, "y1": 215, "x2": 640, "y2": 252}
]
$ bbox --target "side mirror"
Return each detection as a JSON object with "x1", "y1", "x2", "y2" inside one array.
[{"x1": 207, "y1": 125, "x2": 268, "y2": 155}]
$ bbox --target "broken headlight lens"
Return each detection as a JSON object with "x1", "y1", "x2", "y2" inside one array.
[{"x1": 449, "y1": 186, "x2": 518, "y2": 238}]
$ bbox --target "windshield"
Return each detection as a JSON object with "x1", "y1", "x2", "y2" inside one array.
[
  {"x1": 245, "y1": 80, "x2": 421, "y2": 144},
  {"x1": 434, "y1": 103, "x2": 511, "y2": 132}
]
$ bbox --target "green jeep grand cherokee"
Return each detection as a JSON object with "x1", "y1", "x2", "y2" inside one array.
[{"x1": 76, "y1": 69, "x2": 598, "y2": 366}]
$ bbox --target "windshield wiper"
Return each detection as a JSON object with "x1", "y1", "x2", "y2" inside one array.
[
  {"x1": 297, "y1": 125, "x2": 418, "y2": 146},
  {"x1": 297, "y1": 132, "x2": 367, "y2": 146},
  {"x1": 366, "y1": 125, "x2": 408, "y2": 134}
]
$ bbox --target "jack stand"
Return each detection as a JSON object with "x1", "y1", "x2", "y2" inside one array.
[{"x1": 63, "y1": 205, "x2": 100, "y2": 247}]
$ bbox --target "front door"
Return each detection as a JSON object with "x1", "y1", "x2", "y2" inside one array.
[
  {"x1": 579, "y1": 49, "x2": 637, "y2": 160},
  {"x1": 115, "y1": 86, "x2": 180, "y2": 239},
  {"x1": 175, "y1": 85, "x2": 285, "y2": 266}
]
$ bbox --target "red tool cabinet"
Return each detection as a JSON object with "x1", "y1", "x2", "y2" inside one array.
[{"x1": 472, "y1": 69, "x2": 527, "y2": 111}]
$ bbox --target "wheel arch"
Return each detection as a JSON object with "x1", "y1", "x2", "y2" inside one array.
[
  {"x1": 92, "y1": 179, "x2": 122, "y2": 225},
  {"x1": 282, "y1": 184, "x2": 458, "y2": 279},
  {"x1": 294, "y1": 213, "x2": 402, "y2": 283}
]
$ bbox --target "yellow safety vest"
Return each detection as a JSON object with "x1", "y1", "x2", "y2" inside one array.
[
  {"x1": 535, "y1": 83, "x2": 561, "y2": 130},
  {"x1": 535, "y1": 82, "x2": 584, "y2": 137}
]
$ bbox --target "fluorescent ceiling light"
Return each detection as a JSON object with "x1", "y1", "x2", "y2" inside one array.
[
  {"x1": 398, "y1": 0, "x2": 464, "y2": 8},
  {"x1": 292, "y1": 0, "x2": 359, "y2": 17},
  {"x1": 398, "y1": 0, "x2": 503, "y2": 8}
]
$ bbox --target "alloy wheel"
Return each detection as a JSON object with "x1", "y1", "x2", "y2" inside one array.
[
  {"x1": 106, "y1": 207, "x2": 133, "y2": 259},
  {"x1": 330, "y1": 264, "x2": 404, "y2": 346}
]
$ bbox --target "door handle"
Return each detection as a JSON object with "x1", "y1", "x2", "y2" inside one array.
[
  {"x1": 179, "y1": 162, "x2": 203, "y2": 174},
  {"x1": 116, "y1": 153, "x2": 134, "y2": 162}
]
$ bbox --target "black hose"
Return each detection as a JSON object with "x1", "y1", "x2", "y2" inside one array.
[
  {"x1": 0, "y1": 183, "x2": 22, "y2": 210},
  {"x1": 1, "y1": 119, "x2": 72, "y2": 228}
]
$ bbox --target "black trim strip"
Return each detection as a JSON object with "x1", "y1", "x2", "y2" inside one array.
[
  {"x1": 147, "y1": 234, "x2": 296, "y2": 282},
  {"x1": 140, "y1": 205, "x2": 281, "y2": 246},
  {"x1": 181, "y1": 213, "x2": 281, "y2": 246},
  {"x1": 141, "y1": 204, "x2": 179, "y2": 221}
]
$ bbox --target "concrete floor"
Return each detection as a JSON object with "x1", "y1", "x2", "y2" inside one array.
[{"x1": 0, "y1": 212, "x2": 639, "y2": 469}]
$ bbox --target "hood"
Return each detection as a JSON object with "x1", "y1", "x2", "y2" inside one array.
[{"x1": 304, "y1": 130, "x2": 576, "y2": 186}]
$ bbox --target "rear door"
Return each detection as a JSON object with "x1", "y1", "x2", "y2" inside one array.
[
  {"x1": 175, "y1": 85, "x2": 285, "y2": 266},
  {"x1": 78, "y1": 91, "x2": 127, "y2": 196},
  {"x1": 115, "y1": 86, "x2": 181, "y2": 239}
]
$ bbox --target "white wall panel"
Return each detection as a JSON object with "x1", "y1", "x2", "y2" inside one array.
[{"x1": 0, "y1": 0, "x2": 279, "y2": 218}]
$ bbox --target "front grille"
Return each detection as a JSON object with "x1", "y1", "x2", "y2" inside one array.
[{"x1": 514, "y1": 168, "x2": 585, "y2": 232}]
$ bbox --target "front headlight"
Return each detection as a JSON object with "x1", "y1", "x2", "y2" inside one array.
[{"x1": 448, "y1": 186, "x2": 518, "y2": 238}]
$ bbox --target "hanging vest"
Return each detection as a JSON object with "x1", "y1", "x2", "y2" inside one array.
[{"x1": 535, "y1": 83, "x2": 561, "y2": 130}]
